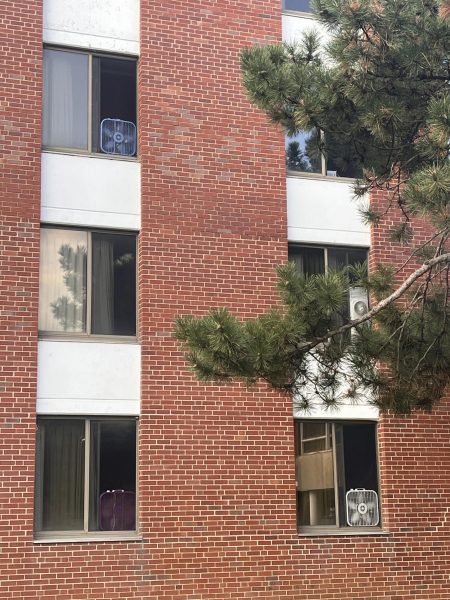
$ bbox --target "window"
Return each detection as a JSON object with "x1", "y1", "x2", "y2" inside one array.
[
  {"x1": 43, "y1": 48, "x2": 137, "y2": 156},
  {"x1": 288, "y1": 245, "x2": 368, "y2": 277},
  {"x1": 289, "y1": 244, "x2": 369, "y2": 334},
  {"x1": 35, "y1": 418, "x2": 137, "y2": 536},
  {"x1": 282, "y1": 0, "x2": 313, "y2": 13},
  {"x1": 39, "y1": 228, "x2": 137, "y2": 336},
  {"x1": 295, "y1": 421, "x2": 380, "y2": 529},
  {"x1": 286, "y1": 129, "x2": 363, "y2": 178}
]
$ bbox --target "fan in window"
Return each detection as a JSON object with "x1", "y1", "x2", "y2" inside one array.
[
  {"x1": 100, "y1": 118, "x2": 136, "y2": 156},
  {"x1": 346, "y1": 488, "x2": 379, "y2": 526}
]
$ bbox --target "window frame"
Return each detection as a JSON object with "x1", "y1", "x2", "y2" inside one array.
[
  {"x1": 38, "y1": 225, "x2": 138, "y2": 341},
  {"x1": 295, "y1": 419, "x2": 382, "y2": 535},
  {"x1": 34, "y1": 415, "x2": 139, "y2": 542},
  {"x1": 42, "y1": 45, "x2": 138, "y2": 159},
  {"x1": 285, "y1": 129, "x2": 363, "y2": 180},
  {"x1": 288, "y1": 244, "x2": 369, "y2": 275}
]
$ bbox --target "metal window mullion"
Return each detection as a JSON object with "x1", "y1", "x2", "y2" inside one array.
[
  {"x1": 320, "y1": 130, "x2": 327, "y2": 176},
  {"x1": 86, "y1": 233, "x2": 92, "y2": 334},
  {"x1": 83, "y1": 419, "x2": 90, "y2": 533},
  {"x1": 87, "y1": 55, "x2": 92, "y2": 153},
  {"x1": 324, "y1": 248, "x2": 329, "y2": 274},
  {"x1": 331, "y1": 424, "x2": 340, "y2": 527}
]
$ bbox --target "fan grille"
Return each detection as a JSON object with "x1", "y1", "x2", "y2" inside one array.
[
  {"x1": 346, "y1": 488, "x2": 379, "y2": 527},
  {"x1": 100, "y1": 118, "x2": 136, "y2": 156}
]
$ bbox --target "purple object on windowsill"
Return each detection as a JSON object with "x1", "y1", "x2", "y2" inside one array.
[{"x1": 99, "y1": 489, "x2": 136, "y2": 531}]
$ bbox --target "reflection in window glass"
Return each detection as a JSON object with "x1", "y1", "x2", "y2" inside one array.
[
  {"x1": 43, "y1": 49, "x2": 89, "y2": 150},
  {"x1": 286, "y1": 130, "x2": 322, "y2": 174},
  {"x1": 39, "y1": 228, "x2": 136, "y2": 336},
  {"x1": 39, "y1": 229, "x2": 88, "y2": 333},
  {"x1": 283, "y1": 0, "x2": 312, "y2": 12}
]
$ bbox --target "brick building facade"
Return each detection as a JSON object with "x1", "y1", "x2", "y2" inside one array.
[{"x1": 1, "y1": 1, "x2": 450, "y2": 598}]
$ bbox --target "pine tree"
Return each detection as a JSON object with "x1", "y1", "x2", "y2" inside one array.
[{"x1": 175, "y1": 0, "x2": 450, "y2": 413}]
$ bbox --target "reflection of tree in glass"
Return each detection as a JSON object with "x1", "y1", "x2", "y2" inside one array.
[
  {"x1": 286, "y1": 131, "x2": 322, "y2": 173},
  {"x1": 286, "y1": 141, "x2": 309, "y2": 171},
  {"x1": 51, "y1": 244, "x2": 87, "y2": 331},
  {"x1": 286, "y1": 129, "x2": 363, "y2": 177},
  {"x1": 304, "y1": 130, "x2": 322, "y2": 172}
]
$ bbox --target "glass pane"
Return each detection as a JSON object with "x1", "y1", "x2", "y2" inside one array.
[
  {"x1": 91, "y1": 234, "x2": 136, "y2": 335},
  {"x1": 37, "y1": 419, "x2": 85, "y2": 531},
  {"x1": 283, "y1": 0, "x2": 312, "y2": 12},
  {"x1": 303, "y1": 438, "x2": 327, "y2": 453},
  {"x1": 286, "y1": 130, "x2": 322, "y2": 174},
  {"x1": 297, "y1": 421, "x2": 336, "y2": 526},
  {"x1": 289, "y1": 246, "x2": 325, "y2": 275},
  {"x1": 94, "y1": 57, "x2": 137, "y2": 155},
  {"x1": 302, "y1": 421, "x2": 327, "y2": 440},
  {"x1": 325, "y1": 133, "x2": 363, "y2": 178},
  {"x1": 347, "y1": 249, "x2": 368, "y2": 269},
  {"x1": 43, "y1": 49, "x2": 88, "y2": 149},
  {"x1": 89, "y1": 420, "x2": 136, "y2": 531},
  {"x1": 340, "y1": 423, "x2": 379, "y2": 527},
  {"x1": 39, "y1": 229, "x2": 87, "y2": 332}
]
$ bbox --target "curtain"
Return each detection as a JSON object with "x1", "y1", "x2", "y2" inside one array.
[
  {"x1": 38, "y1": 229, "x2": 87, "y2": 333},
  {"x1": 41, "y1": 420, "x2": 85, "y2": 531},
  {"x1": 42, "y1": 49, "x2": 89, "y2": 149},
  {"x1": 289, "y1": 247, "x2": 325, "y2": 275},
  {"x1": 92, "y1": 236, "x2": 114, "y2": 334}
]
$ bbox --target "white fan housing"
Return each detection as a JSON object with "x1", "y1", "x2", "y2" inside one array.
[
  {"x1": 349, "y1": 286, "x2": 369, "y2": 321},
  {"x1": 346, "y1": 488, "x2": 379, "y2": 527},
  {"x1": 100, "y1": 118, "x2": 136, "y2": 156}
]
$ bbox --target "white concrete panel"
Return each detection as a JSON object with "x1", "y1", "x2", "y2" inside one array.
[
  {"x1": 41, "y1": 152, "x2": 140, "y2": 230},
  {"x1": 287, "y1": 176, "x2": 370, "y2": 246},
  {"x1": 43, "y1": 0, "x2": 139, "y2": 55},
  {"x1": 282, "y1": 13, "x2": 328, "y2": 44},
  {"x1": 294, "y1": 401, "x2": 379, "y2": 420},
  {"x1": 37, "y1": 340, "x2": 141, "y2": 415}
]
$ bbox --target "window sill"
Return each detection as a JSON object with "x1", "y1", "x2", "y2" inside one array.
[
  {"x1": 298, "y1": 527, "x2": 388, "y2": 537},
  {"x1": 38, "y1": 333, "x2": 139, "y2": 344},
  {"x1": 286, "y1": 171, "x2": 358, "y2": 183},
  {"x1": 42, "y1": 148, "x2": 139, "y2": 163},
  {"x1": 34, "y1": 531, "x2": 142, "y2": 544}
]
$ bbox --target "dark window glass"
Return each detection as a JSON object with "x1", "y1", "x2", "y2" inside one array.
[
  {"x1": 325, "y1": 133, "x2": 363, "y2": 179},
  {"x1": 92, "y1": 57, "x2": 137, "y2": 154},
  {"x1": 283, "y1": 0, "x2": 312, "y2": 12},
  {"x1": 89, "y1": 420, "x2": 136, "y2": 531},
  {"x1": 91, "y1": 233, "x2": 136, "y2": 335},
  {"x1": 288, "y1": 246, "x2": 325, "y2": 275}
]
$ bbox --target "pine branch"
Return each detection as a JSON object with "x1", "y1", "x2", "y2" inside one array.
[{"x1": 296, "y1": 252, "x2": 450, "y2": 353}]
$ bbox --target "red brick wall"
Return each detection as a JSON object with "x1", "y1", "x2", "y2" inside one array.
[
  {"x1": 3, "y1": 1, "x2": 450, "y2": 598},
  {"x1": 0, "y1": 0, "x2": 42, "y2": 593}
]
